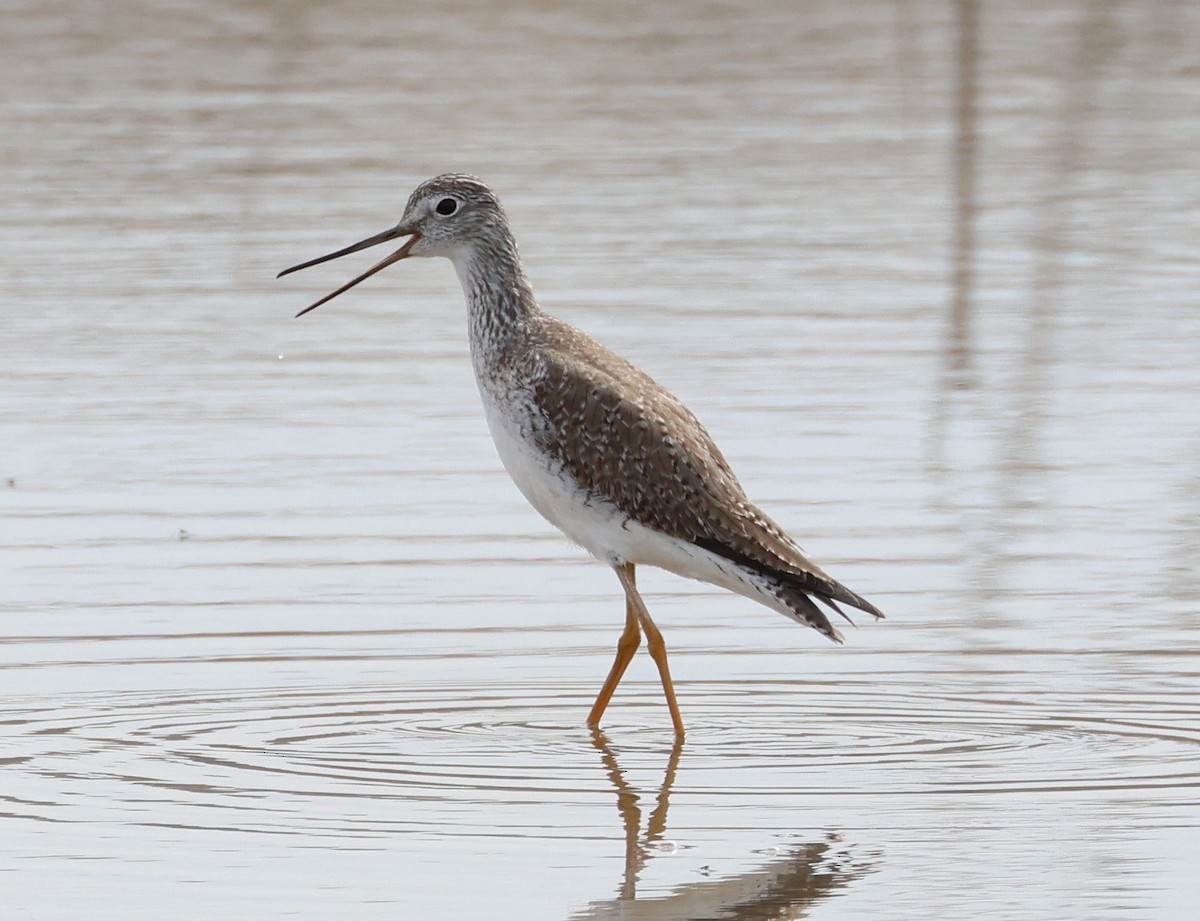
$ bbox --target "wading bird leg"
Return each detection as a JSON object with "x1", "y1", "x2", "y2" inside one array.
[
  {"x1": 587, "y1": 566, "x2": 642, "y2": 728},
  {"x1": 613, "y1": 562, "x2": 686, "y2": 738}
]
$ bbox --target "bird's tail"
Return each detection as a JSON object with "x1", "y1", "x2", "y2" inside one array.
[
  {"x1": 770, "y1": 579, "x2": 847, "y2": 643},
  {"x1": 769, "y1": 566, "x2": 884, "y2": 644},
  {"x1": 693, "y1": 536, "x2": 884, "y2": 645}
]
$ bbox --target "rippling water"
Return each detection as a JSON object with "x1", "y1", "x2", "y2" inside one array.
[{"x1": 3, "y1": 0, "x2": 1198, "y2": 918}]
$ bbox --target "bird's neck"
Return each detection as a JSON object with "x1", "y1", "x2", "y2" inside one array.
[{"x1": 451, "y1": 231, "x2": 541, "y2": 362}]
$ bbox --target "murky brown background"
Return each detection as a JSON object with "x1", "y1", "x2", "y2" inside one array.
[{"x1": 2, "y1": 0, "x2": 1197, "y2": 918}]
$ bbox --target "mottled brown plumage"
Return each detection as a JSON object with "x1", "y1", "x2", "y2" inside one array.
[
  {"x1": 280, "y1": 173, "x2": 884, "y2": 735},
  {"x1": 519, "y1": 314, "x2": 883, "y2": 642}
]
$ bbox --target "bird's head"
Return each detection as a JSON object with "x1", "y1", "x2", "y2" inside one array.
[{"x1": 278, "y1": 173, "x2": 507, "y2": 317}]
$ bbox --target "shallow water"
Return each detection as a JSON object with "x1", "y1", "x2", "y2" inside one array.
[{"x1": 2, "y1": 0, "x2": 1198, "y2": 918}]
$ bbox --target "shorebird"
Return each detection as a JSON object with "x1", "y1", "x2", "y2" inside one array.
[{"x1": 279, "y1": 174, "x2": 883, "y2": 737}]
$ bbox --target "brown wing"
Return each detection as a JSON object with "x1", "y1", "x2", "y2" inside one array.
[{"x1": 528, "y1": 322, "x2": 882, "y2": 622}]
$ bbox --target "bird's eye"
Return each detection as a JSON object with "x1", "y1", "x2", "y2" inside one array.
[{"x1": 435, "y1": 198, "x2": 458, "y2": 216}]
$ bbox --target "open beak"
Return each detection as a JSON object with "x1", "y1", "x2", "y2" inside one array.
[{"x1": 278, "y1": 225, "x2": 421, "y2": 317}]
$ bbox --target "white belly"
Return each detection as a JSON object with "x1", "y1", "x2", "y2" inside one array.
[{"x1": 480, "y1": 390, "x2": 627, "y2": 560}]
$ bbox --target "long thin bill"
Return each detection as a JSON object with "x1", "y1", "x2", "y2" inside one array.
[
  {"x1": 292, "y1": 234, "x2": 420, "y2": 317},
  {"x1": 277, "y1": 225, "x2": 410, "y2": 278},
  {"x1": 278, "y1": 227, "x2": 420, "y2": 317}
]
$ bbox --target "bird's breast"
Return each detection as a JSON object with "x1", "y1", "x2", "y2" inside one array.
[{"x1": 474, "y1": 379, "x2": 626, "y2": 559}]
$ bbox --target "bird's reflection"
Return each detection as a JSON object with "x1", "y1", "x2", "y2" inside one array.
[
  {"x1": 572, "y1": 730, "x2": 875, "y2": 920},
  {"x1": 590, "y1": 728, "x2": 682, "y2": 901}
]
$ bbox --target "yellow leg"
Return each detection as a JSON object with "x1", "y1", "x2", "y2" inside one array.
[
  {"x1": 587, "y1": 574, "x2": 642, "y2": 729},
  {"x1": 613, "y1": 563, "x2": 686, "y2": 739}
]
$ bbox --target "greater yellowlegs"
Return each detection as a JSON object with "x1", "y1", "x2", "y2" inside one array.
[{"x1": 279, "y1": 174, "x2": 883, "y2": 737}]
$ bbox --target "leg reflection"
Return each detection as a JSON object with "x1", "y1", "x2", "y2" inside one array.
[
  {"x1": 589, "y1": 727, "x2": 682, "y2": 899},
  {"x1": 576, "y1": 732, "x2": 878, "y2": 920}
]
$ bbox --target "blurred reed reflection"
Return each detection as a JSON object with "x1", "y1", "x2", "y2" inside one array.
[
  {"x1": 947, "y1": 0, "x2": 979, "y2": 384},
  {"x1": 927, "y1": 0, "x2": 1196, "y2": 632}
]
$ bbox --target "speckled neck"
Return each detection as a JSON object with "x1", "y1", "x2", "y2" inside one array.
[{"x1": 451, "y1": 226, "x2": 541, "y2": 368}]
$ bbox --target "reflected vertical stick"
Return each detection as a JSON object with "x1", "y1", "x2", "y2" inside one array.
[{"x1": 949, "y1": 0, "x2": 979, "y2": 381}]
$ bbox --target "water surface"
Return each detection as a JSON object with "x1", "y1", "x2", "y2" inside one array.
[{"x1": 2, "y1": 1, "x2": 1198, "y2": 918}]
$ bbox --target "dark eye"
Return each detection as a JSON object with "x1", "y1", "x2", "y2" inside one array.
[{"x1": 435, "y1": 198, "x2": 458, "y2": 216}]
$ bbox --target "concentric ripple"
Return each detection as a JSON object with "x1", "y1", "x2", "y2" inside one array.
[{"x1": 4, "y1": 678, "x2": 1197, "y2": 838}]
